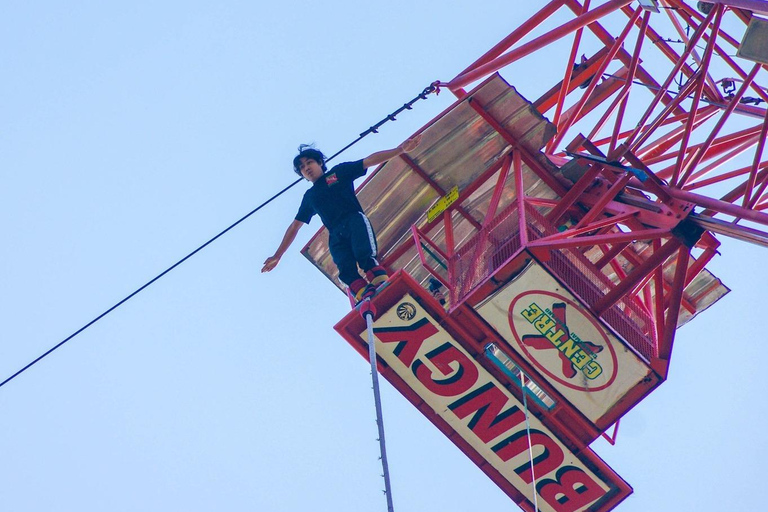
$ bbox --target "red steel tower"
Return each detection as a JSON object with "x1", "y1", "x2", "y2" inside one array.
[{"x1": 306, "y1": 1, "x2": 768, "y2": 510}]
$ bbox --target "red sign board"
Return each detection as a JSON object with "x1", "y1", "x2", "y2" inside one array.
[{"x1": 336, "y1": 272, "x2": 632, "y2": 512}]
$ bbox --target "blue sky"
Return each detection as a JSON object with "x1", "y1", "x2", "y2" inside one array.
[{"x1": 2, "y1": 2, "x2": 767, "y2": 511}]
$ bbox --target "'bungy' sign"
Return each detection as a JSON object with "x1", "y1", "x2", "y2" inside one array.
[{"x1": 363, "y1": 294, "x2": 626, "y2": 512}]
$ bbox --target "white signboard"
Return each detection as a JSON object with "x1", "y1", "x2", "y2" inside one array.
[{"x1": 477, "y1": 263, "x2": 652, "y2": 423}]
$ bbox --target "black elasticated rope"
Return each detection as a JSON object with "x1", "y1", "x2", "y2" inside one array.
[{"x1": 0, "y1": 81, "x2": 440, "y2": 390}]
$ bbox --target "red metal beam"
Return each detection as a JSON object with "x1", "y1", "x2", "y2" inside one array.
[
  {"x1": 584, "y1": 71, "x2": 631, "y2": 150},
  {"x1": 587, "y1": 106, "x2": 717, "y2": 159},
  {"x1": 627, "y1": 7, "x2": 702, "y2": 93},
  {"x1": 671, "y1": 5, "x2": 724, "y2": 186},
  {"x1": 552, "y1": 19, "x2": 635, "y2": 147},
  {"x1": 546, "y1": 161, "x2": 604, "y2": 224},
  {"x1": 683, "y1": 138, "x2": 760, "y2": 188},
  {"x1": 569, "y1": 0, "x2": 687, "y2": 117},
  {"x1": 445, "y1": 209, "x2": 456, "y2": 287},
  {"x1": 593, "y1": 237, "x2": 681, "y2": 316},
  {"x1": 448, "y1": 0, "x2": 634, "y2": 90},
  {"x1": 607, "y1": 236, "x2": 700, "y2": 315},
  {"x1": 454, "y1": 0, "x2": 566, "y2": 85},
  {"x1": 528, "y1": 227, "x2": 669, "y2": 251},
  {"x1": 654, "y1": 246, "x2": 692, "y2": 378},
  {"x1": 641, "y1": 114, "x2": 722, "y2": 166},
  {"x1": 664, "y1": 6, "x2": 724, "y2": 102},
  {"x1": 672, "y1": 2, "x2": 768, "y2": 105},
  {"x1": 626, "y1": 69, "x2": 706, "y2": 156},
  {"x1": 649, "y1": 118, "x2": 758, "y2": 168},
  {"x1": 534, "y1": 48, "x2": 610, "y2": 115},
  {"x1": 594, "y1": 241, "x2": 630, "y2": 270},
  {"x1": 483, "y1": 153, "x2": 514, "y2": 226},
  {"x1": 623, "y1": 5, "x2": 719, "y2": 152},
  {"x1": 665, "y1": 186, "x2": 768, "y2": 227},
  {"x1": 558, "y1": 74, "x2": 627, "y2": 151},
  {"x1": 467, "y1": 97, "x2": 569, "y2": 197},
  {"x1": 676, "y1": 61, "x2": 760, "y2": 187},
  {"x1": 575, "y1": 173, "x2": 634, "y2": 229},
  {"x1": 704, "y1": 161, "x2": 768, "y2": 208},
  {"x1": 745, "y1": 109, "x2": 768, "y2": 207},
  {"x1": 514, "y1": 150, "x2": 528, "y2": 247},
  {"x1": 652, "y1": 240, "x2": 665, "y2": 343},
  {"x1": 607, "y1": 10, "x2": 651, "y2": 155},
  {"x1": 546, "y1": 210, "x2": 638, "y2": 241},
  {"x1": 547, "y1": 0, "x2": 592, "y2": 153}
]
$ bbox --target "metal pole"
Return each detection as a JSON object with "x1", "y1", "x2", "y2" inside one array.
[{"x1": 364, "y1": 310, "x2": 395, "y2": 512}]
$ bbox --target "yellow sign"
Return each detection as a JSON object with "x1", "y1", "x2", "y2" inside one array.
[{"x1": 427, "y1": 186, "x2": 459, "y2": 222}]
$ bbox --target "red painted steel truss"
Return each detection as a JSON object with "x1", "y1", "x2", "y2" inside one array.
[
  {"x1": 447, "y1": 0, "x2": 768, "y2": 246},
  {"x1": 379, "y1": 0, "x2": 768, "y2": 380}
]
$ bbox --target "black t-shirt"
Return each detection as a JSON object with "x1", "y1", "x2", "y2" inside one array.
[{"x1": 295, "y1": 159, "x2": 368, "y2": 230}]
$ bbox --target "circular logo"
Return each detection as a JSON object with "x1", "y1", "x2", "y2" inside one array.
[
  {"x1": 397, "y1": 302, "x2": 417, "y2": 321},
  {"x1": 508, "y1": 290, "x2": 619, "y2": 392}
]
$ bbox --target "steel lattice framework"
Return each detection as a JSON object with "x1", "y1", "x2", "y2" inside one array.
[
  {"x1": 319, "y1": 2, "x2": 768, "y2": 509},
  {"x1": 414, "y1": 0, "x2": 768, "y2": 379},
  {"x1": 307, "y1": 0, "x2": 768, "y2": 406},
  {"x1": 308, "y1": 0, "x2": 768, "y2": 381},
  {"x1": 447, "y1": 0, "x2": 768, "y2": 246}
]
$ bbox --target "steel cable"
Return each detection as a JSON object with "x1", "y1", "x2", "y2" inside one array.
[{"x1": 0, "y1": 81, "x2": 440, "y2": 390}]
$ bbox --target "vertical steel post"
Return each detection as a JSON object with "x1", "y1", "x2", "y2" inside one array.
[{"x1": 364, "y1": 311, "x2": 395, "y2": 512}]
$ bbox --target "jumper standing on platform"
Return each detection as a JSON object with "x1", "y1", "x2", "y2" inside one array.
[{"x1": 261, "y1": 136, "x2": 422, "y2": 302}]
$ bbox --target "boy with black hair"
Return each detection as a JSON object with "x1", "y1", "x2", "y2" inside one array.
[{"x1": 262, "y1": 136, "x2": 421, "y2": 302}]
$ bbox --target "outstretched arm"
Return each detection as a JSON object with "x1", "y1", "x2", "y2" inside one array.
[
  {"x1": 362, "y1": 135, "x2": 422, "y2": 169},
  {"x1": 261, "y1": 219, "x2": 304, "y2": 272}
]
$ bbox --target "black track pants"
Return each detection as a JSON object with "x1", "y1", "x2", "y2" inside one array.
[{"x1": 329, "y1": 212, "x2": 379, "y2": 287}]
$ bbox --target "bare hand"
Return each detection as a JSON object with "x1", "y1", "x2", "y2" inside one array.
[
  {"x1": 400, "y1": 134, "x2": 422, "y2": 153},
  {"x1": 261, "y1": 255, "x2": 280, "y2": 273}
]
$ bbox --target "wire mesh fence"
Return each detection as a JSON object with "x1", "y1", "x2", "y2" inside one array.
[{"x1": 450, "y1": 203, "x2": 657, "y2": 362}]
